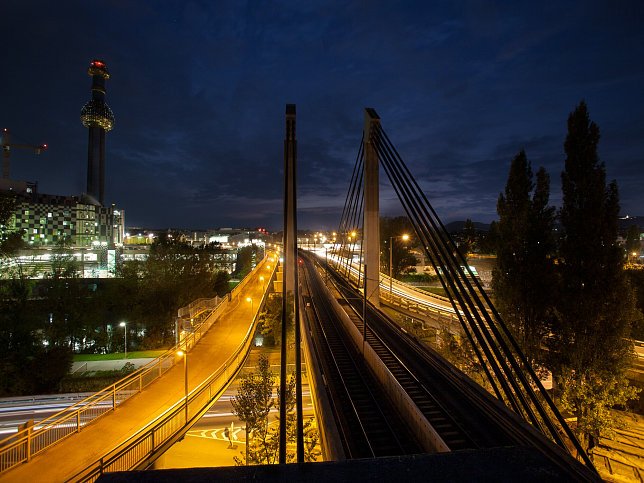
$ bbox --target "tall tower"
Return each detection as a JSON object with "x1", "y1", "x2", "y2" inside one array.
[{"x1": 80, "y1": 59, "x2": 114, "y2": 205}]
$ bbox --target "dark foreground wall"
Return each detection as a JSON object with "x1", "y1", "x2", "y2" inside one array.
[{"x1": 98, "y1": 446, "x2": 598, "y2": 483}]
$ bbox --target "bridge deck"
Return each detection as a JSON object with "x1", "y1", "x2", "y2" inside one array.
[{"x1": 3, "y1": 268, "x2": 268, "y2": 482}]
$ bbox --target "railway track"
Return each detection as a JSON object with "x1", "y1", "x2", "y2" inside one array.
[
  {"x1": 331, "y1": 273, "x2": 518, "y2": 449},
  {"x1": 301, "y1": 251, "x2": 601, "y2": 481},
  {"x1": 307, "y1": 255, "x2": 493, "y2": 451},
  {"x1": 300, "y1": 255, "x2": 421, "y2": 458}
]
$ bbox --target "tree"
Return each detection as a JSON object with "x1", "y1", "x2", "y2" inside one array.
[
  {"x1": 0, "y1": 263, "x2": 73, "y2": 396},
  {"x1": 461, "y1": 218, "x2": 477, "y2": 256},
  {"x1": 478, "y1": 220, "x2": 498, "y2": 255},
  {"x1": 258, "y1": 294, "x2": 285, "y2": 346},
  {"x1": 41, "y1": 244, "x2": 86, "y2": 350},
  {"x1": 550, "y1": 101, "x2": 640, "y2": 450},
  {"x1": 434, "y1": 322, "x2": 491, "y2": 391},
  {"x1": 493, "y1": 150, "x2": 556, "y2": 369},
  {"x1": 231, "y1": 356, "x2": 320, "y2": 465},
  {"x1": 0, "y1": 193, "x2": 24, "y2": 258},
  {"x1": 137, "y1": 238, "x2": 221, "y2": 347},
  {"x1": 234, "y1": 245, "x2": 261, "y2": 279},
  {"x1": 231, "y1": 355, "x2": 275, "y2": 464},
  {"x1": 380, "y1": 216, "x2": 418, "y2": 278},
  {"x1": 213, "y1": 270, "x2": 231, "y2": 297}
]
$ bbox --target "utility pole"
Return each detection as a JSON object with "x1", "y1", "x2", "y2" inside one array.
[{"x1": 281, "y1": 104, "x2": 303, "y2": 463}]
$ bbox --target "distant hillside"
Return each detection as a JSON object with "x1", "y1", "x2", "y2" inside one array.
[
  {"x1": 445, "y1": 220, "x2": 492, "y2": 233},
  {"x1": 619, "y1": 216, "x2": 644, "y2": 232},
  {"x1": 444, "y1": 216, "x2": 642, "y2": 234}
]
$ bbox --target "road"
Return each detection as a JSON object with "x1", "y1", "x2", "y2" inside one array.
[
  {"x1": 0, "y1": 374, "x2": 315, "y2": 471},
  {"x1": 0, "y1": 393, "x2": 94, "y2": 437},
  {"x1": 155, "y1": 386, "x2": 315, "y2": 468}
]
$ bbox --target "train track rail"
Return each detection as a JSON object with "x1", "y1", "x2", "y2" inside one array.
[
  {"x1": 302, "y1": 251, "x2": 602, "y2": 481},
  {"x1": 300, "y1": 256, "x2": 421, "y2": 458},
  {"x1": 309, "y1": 255, "x2": 495, "y2": 451}
]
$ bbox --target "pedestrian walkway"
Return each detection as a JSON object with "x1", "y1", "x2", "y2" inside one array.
[{"x1": 2, "y1": 260, "x2": 273, "y2": 482}]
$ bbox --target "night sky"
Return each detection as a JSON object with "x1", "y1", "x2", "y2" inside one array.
[{"x1": 3, "y1": 1, "x2": 643, "y2": 231}]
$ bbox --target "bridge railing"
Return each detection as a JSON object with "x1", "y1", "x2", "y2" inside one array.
[
  {"x1": 323, "y1": 251, "x2": 458, "y2": 321},
  {"x1": 0, "y1": 255, "x2": 269, "y2": 475},
  {"x1": 70, "y1": 258, "x2": 276, "y2": 482},
  {"x1": 380, "y1": 278, "x2": 458, "y2": 322}
]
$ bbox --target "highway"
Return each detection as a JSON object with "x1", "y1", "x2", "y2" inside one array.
[
  {"x1": 0, "y1": 381, "x2": 315, "y2": 470},
  {"x1": 0, "y1": 393, "x2": 95, "y2": 437},
  {"x1": 157, "y1": 385, "x2": 315, "y2": 468},
  {"x1": 307, "y1": 247, "x2": 458, "y2": 315}
]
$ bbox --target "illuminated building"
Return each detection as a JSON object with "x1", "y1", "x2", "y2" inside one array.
[{"x1": 0, "y1": 60, "x2": 123, "y2": 277}]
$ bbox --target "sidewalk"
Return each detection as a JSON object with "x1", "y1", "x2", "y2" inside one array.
[{"x1": 3, "y1": 264, "x2": 271, "y2": 482}]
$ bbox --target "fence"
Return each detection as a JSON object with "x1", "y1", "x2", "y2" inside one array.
[
  {"x1": 70, "y1": 258, "x2": 275, "y2": 481},
  {"x1": 0, "y1": 255, "x2": 271, "y2": 476},
  {"x1": 326, "y1": 252, "x2": 458, "y2": 322}
]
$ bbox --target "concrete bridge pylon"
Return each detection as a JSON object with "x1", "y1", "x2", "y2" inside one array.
[{"x1": 363, "y1": 108, "x2": 381, "y2": 307}]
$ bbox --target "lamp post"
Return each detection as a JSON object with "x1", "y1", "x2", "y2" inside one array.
[
  {"x1": 177, "y1": 350, "x2": 188, "y2": 422},
  {"x1": 246, "y1": 296, "x2": 253, "y2": 313},
  {"x1": 259, "y1": 276, "x2": 265, "y2": 291},
  {"x1": 389, "y1": 234, "x2": 409, "y2": 297},
  {"x1": 119, "y1": 321, "x2": 127, "y2": 359}
]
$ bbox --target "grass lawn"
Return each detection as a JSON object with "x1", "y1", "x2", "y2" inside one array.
[
  {"x1": 73, "y1": 350, "x2": 168, "y2": 361},
  {"x1": 418, "y1": 286, "x2": 448, "y2": 298}
]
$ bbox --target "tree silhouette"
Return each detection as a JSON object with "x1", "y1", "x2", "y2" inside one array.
[
  {"x1": 493, "y1": 150, "x2": 555, "y2": 370},
  {"x1": 550, "y1": 101, "x2": 640, "y2": 450}
]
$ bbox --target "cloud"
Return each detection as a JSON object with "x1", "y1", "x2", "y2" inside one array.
[{"x1": 3, "y1": 1, "x2": 644, "y2": 230}]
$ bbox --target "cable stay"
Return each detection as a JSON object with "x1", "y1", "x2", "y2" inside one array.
[{"x1": 331, "y1": 117, "x2": 596, "y2": 474}]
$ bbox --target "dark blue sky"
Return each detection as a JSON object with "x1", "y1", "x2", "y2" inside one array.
[{"x1": 3, "y1": 1, "x2": 643, "y2": 230}]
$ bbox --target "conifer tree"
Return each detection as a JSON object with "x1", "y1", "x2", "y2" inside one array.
[
  {"x1": 493, "y1": 150, "x2": 555, "y2": 368},
  {"x1": 551, "y1": 101, "x2": 639, "y2": 450}
]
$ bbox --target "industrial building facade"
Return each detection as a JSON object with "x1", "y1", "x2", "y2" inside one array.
[
  {"x1": 6, "y1": 193, "x2": 124, "y2": 247},
  {"x1": 1, "y1": 59, "x2": 123, "y2": 277}
]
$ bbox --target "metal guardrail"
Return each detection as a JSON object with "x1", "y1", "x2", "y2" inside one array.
[
  {"x1": 381, "y1": 289, "x2": 458, "y2": 323},
  {"x1": 177, "y1": 296, "x2": 223, "y2": 320},
  {"x1": 71, "y1": 259, "x2": 275, "y2": 482},
  {"x1": 0, "y1": 341, "x2": 178, "y2": 473},
  {"x1": 325, "y1": 253, "x2": 457, "y2": 321},
  {"x1": 0, "y1": 255, "x2": 270, "y2": 476}
]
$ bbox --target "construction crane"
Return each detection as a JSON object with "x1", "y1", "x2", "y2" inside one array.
[{"x1": 1, "y1": 128, "x2": 47, "y2": 179}]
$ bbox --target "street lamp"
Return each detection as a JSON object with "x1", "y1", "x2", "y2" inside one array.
[
  {"x1": 246, "y1": 296, "x2": 253, "y2": 312},
  {"x1": 177, "y1": 349, "x2": 188, "y2": 422},
  {"x1": 259, "y1": 276, "x2": 265, "y2": 291},
  {"x1": 119, "y1": 321, "x2": 127, "y2": 359},
  {"x1": 389, "y1": 234, "x2": 410, "y2": 297}
]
